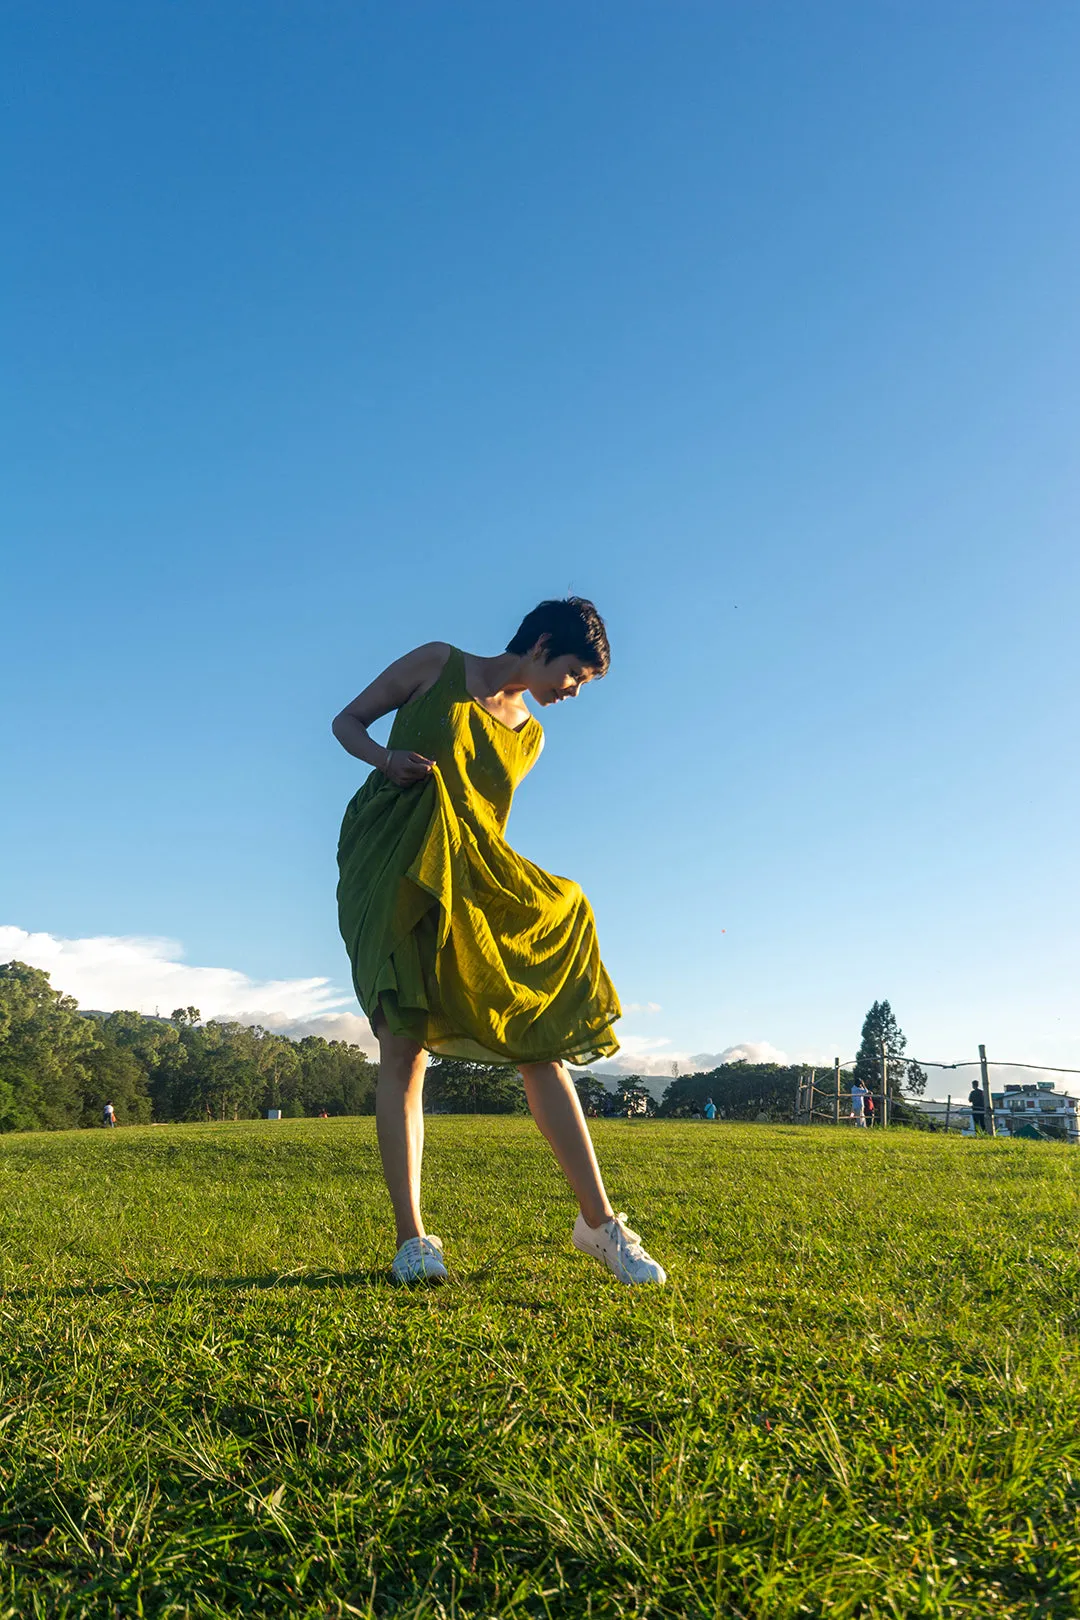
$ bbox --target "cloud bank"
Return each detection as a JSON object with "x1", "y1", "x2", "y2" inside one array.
[
  {"x1": 0, "y1": 925, "x2": 379, "y2": 1054},
  {"x1": 591, "y1": 1037, "x2": 792, "y2": 1081}
]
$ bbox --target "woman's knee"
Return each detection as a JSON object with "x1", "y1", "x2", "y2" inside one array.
[{"x1": 377, "y1": 1025, "x2": 426, "y2": 1074}]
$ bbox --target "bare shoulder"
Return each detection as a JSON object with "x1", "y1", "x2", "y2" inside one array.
[
  {"x1": 401, "y1": 641, "x2": 454, "y2": 697},
  {"x1": 334, "y1": 642, "x2": 453, "y2": 728}
]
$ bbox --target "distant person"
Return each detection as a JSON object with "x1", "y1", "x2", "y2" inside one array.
[
  {"x1": 703, "y1": 1097, "x2": 717, "y2": 1121},
  {"x1": 968, "y1": 1082, "x2": 989, "y2": 1133},
  {"x1": 102, "y1": 1102, "x2": 116, "y2": 1128},
  {"x1": 333, "y1": 598, "x2": 665, "y2": 1288},
  {"x1": 850, "y1": 1083, "x2": 870, "y2": 1126},
  {"x1": 864, "y1": 1090, "x2": 875, "y2": 1128}
]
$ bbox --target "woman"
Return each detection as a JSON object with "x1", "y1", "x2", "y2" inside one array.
[{"x1": 333, "y1": 597, "x2": 665, "y2": 1287}]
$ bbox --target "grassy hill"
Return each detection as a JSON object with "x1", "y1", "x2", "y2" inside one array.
[{"x1": 0, "y1": 1118, "x2": 1077, "y2": 1618}]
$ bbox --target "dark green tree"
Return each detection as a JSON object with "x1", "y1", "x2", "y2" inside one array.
[
  {"x1": 853, "y1": 1000, "x2": 926, "y2": 1098},
  {"x1": 659, "y1": 1062, "x2": 801, "y2": 1121},
  {"x1": 151, "y1": 1020, "x2": 258, "y2": 1121},
  {"x1": 102, "y1": 1009, "x2": 181, "y2": 1077},
  {"x1": 193, "y1": 1022, "x2": 267, "y2": 1121},
  {"x1": 295, "y1": 1037, "x2": 377, "y2": 1116},
  {"x1": 425, "y1": 1058, "x2": 527, "y2": 1114},
  {"x1": 0, "y1": 961, "x2": 100, "y2": 1131},
  {"x1": 249, "y1": 1026, "x2": 302, "y2": 1116},
  {"x1": 615, "y1": 1076, "x2": 655, "y2": 1117},
  {"x1": 78, "y1": 1039, "x2": 152, "y2": 1127},
  {"x1": 573, "y1": 1072, "x2": 613, "y2": 1116}
]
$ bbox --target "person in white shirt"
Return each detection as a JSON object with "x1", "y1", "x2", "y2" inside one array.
[{"x1": 850, "y1": 1083, "x2": 870, "y2": 1126}]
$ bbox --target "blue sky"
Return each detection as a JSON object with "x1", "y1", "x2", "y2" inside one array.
[{"x1": 5, "y1": 3, "x2": 1079, "y2": 1091}]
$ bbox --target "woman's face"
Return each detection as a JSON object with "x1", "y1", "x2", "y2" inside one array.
[{"x1": 526, "y1": 644, "x2": 597, "y2": 706}]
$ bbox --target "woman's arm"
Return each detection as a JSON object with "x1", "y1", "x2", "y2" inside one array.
[{"x1": 332, "y1": 642, "x2": 449, "y2": 784}]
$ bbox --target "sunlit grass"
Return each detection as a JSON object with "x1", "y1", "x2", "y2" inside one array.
[{"x1": 0, "y1": 1118, "x2": 1077, "y2": 1617}]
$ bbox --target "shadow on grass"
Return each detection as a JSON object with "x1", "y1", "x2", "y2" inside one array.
[{"x1": 2, "y1": 1269, "x2": 388, "y2": 1301}]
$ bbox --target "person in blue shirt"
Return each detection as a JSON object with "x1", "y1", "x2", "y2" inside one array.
[{"x1": 703, "y1": 1097, "x2": 717, "y2": 1121}]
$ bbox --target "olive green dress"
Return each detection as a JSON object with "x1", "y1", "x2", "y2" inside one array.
[{"x1": 336, "y1": 648, "x2": 621, "y2": 1066}]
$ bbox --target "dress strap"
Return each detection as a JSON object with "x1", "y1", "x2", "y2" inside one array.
[{"x1": 446, "y1": 645, "x2": 469, "y2": 696}]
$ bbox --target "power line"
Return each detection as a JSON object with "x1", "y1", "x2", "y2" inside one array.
[
  {"x1": 829, "y1": 1057, "x2": 1080, "y2": 1076},
  {"x1": 906, "y1": 1059, "x2": 1080, "y2": 1076}
]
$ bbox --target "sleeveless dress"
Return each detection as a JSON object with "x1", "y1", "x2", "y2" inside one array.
[{"x1": 336, "y1": 648, "x2": 621, "y2": 1066}]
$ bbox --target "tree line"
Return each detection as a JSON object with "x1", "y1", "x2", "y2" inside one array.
[
  {"x1": 0, "y1": 960, "x2": 927, "y2": 1133},
  {"x1": 0, "y1": 959, "x2": 636, "y2": 1131},
  {"x1": 643, "y1": 1000, "x2": 928, "y2": 1123},
  {"x1": 0, "y1": 962, "x2": 380, "y2": 1132}
]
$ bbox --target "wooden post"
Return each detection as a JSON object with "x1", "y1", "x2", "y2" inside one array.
[
  {"x1": 880, "y1": 1037, "x2": 889, "y2": 1129},
  {"x1": 833, "y1": 1057, "x2": 841, "y2": 1126},
  {"x1": 793, "y1": 1071, "x2": 802, "y2": 1123},
  {"x1": 809, "y1": 1067, "x2": 817, "y2": 1122},
  {"x1": 944, "y1": 1094, "x2": 952, "y2": 1132},
  {"x1": 979, "y1": 1044, "x2": 996, "y2": 1137}
]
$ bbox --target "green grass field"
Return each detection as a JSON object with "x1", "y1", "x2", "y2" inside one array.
[{"x1": 0, "y1": 1119, "x2": 1077, "y2": 1619}]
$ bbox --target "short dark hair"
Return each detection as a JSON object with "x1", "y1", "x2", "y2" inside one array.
[{"x1": 506, "y1": 596, "x2": 610, "y2": 674}]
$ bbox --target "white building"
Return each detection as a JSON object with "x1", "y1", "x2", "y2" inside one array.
[
  {"x1": 914, "y1": 1082, "x2": 1079, "y2": 1143},
  {"x1": 991, "y1": 1081, "x2": 1079, "y2": 1143}
]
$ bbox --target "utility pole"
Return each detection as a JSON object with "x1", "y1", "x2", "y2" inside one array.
[
  {"x1": 833, "y1": 1057, "x2": 841, "y2": 1126},
  {"x1": 944, "y1": 1095, "x2": 952, "y2": 1132},
  {"x1": 979, "y1": 1044, "x2": 996, "y2": 1137}
]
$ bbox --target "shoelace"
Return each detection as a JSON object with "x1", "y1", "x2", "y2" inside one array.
[
  {"x1": 611, "y1": 1214, "x2": 648, "y2": 1260},
  {"x1": 399, "y1": 1236, "x2": 441, "y2": 1261}
]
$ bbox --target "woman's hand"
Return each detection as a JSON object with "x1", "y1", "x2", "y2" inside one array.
[{"x1": 383, "y1": 749, "x2": 435, "y2": 786}]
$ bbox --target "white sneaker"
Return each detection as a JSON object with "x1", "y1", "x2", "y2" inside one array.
[
  {"x1": 390, "y1": 1234, "x2": 448, "y2": 1285},
  {"x1": 572, "y1": 1212, "x2": 667, "y2": 1285}
]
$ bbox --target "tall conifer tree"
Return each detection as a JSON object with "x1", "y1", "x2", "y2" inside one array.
[{"x1": 853, "y1": 1000, "x2": 927, "y2": 1097}]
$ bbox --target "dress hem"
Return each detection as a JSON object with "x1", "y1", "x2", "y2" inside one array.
[{"x1": 368, "y1": 988, "x2": 620, "y2": 1068}]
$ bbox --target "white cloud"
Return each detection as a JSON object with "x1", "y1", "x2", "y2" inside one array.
[
  {"x1": 267, "y1": 1011, "x2": 378, "y2": 1055},
  {"x1": 692, "y1": 1041, "x2": 792, "y2": 1069},
  {"x1": 589, "y1": 1037, "x2": 793, "y2": 1085},
  {"x1": 0, "y1": 925, "x2": 362, "y2": 1037},
  {"x1": 622, "y1": 1001, "x2": 662, "y2": 1015},
  {"x1": 592, "y1": 1034, "x2": 679, "y2": 1077}
]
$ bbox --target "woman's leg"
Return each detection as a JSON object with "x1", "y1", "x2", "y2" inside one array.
[
  {"x1": 519, "y1": 1060, "x2": 615, "y2": 1229},
  {"x1": 374, "y1": 1018, "x2": 429, "y2": 1246}
]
